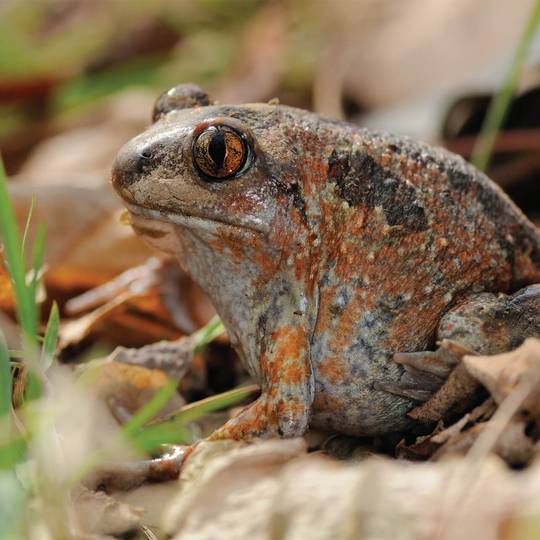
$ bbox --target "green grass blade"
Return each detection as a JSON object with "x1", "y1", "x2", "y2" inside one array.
[
  {"x1": 29, "y1": 222, "x2": 46, "y2": 308},
  {"x1": 20, "y1": 196, "x2": 35, "y2": 256},
  {"x1": 133, "y1": 385, "x2": 258, "y2": 451},
  {"x1": 471, "y1": 0, "x2": 540, "y2": 170},
  {"x1": 0, "y1": 339, "x2": 11, "y2": 417},
  {"x1": 129, "y1": 423, "x2": 193, "y2": 452},
  {"x1": 0, "y1": 157, "x2": 37, "y2": 341},
  {"x1": 0, "y1": 438, "x2": 26, "y2": 470},
  {"x1": 41, "y1": 303, "x2": 59, "y2": 371},
  {"x1": 193, "y1": 315, "x2": 225, "y2": 354},
  {"x1": 23, "y1": 372, "x2": 41, "y2": 402},
  {"x1": 147, "y1": 384, "x2": 259, "y2": 427},
  {"x1": 121, "y1": 379, "x2": 178, "y2": 439}
]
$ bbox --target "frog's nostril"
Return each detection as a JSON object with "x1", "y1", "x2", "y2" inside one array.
[
  {"x1": 139, "y1": 149, "x2": 154, "y2": 161},
  {"x1": 112, "y1": 144, "x2": 150, "y2": 191},
  {"x1": 112, "y1": 143, "x2": 158, "y2": 191},
  {"x1": 135, "y1": 145, "x2": 158, "y2": 173}
]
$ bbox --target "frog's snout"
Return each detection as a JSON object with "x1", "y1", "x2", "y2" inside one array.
[{"x1": 111, "y1": 139, "x2": 160, "y2": 193}]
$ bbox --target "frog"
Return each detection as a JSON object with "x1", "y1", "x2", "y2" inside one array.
[{"x1": 111, "y1": 83, "x2": 540, "y2": 443}]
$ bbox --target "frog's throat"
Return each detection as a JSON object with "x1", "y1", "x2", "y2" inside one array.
[{"x1": 124, "y1": 202, "x2": 269, "y2": 235}]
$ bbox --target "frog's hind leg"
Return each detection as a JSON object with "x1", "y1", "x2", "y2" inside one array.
[{"x1": 377, "y1": 284, "x2": 540, "y2": 407}]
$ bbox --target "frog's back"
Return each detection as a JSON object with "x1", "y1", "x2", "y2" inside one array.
[
  {"x1": 314, "y1": 115, "x2": 540, "y2": 289},
  {"x1": 301, "y1": 115, "x2": 540, "y2": 435},
  {"x1": 227, "y1": 102, "x2": 540, "y2": 286}
]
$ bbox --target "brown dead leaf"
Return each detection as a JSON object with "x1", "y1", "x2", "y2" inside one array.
[
  {"x1": 433, "y1": 418, "x2": 534, "y2": 467},
  {"x1": 9, "y1": 182, "x2": 152, "y2": 285},
  {"x1": 60, "y1": 257, "x2": 213, "y2": 348},
  {"x1": 0, "y1": 264, "x2": 14, "y2": 313},
  {"x1": 112, "y1": 481, "x2": 180, "y2": 531},
  {"x1": 216, "y1": 2, "x2": 287, "y2": 104},
  {"x1": 109, "y1": 337, "x2": 194, "y2": 380},
  {"x1": 0, "y1": 310, "x2": 20, "y2": 348},
  {"x1": 19, "y1": 90, "x2": 154, "y2": 181},
  {"x1": 464, "y1": 338, "x2": 540, "y2": 417},
  {"x1": 491, "y1": 419, "x2": 535, "y2": 465},
  {"x1": 407, "y1": 362, "x2": 480, "y2": 424},
  {"x1": 313, "y1": 0, "x2": 536, "y2": 115},
  {"x1": 398, "y1": 399, "x2": 497, "y2": 461},
  {"x1": 79, "y1": 358, "x2": 185, "y2": 424}
]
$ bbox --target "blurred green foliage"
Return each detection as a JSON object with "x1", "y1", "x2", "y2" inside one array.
[{"x1": 0, "y1": 0, "x2": 268, "y2": 134}]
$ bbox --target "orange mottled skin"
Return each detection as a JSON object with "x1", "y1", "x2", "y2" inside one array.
[{"x1": 112, "y1": 84, "x2": 540, "y2": 441}]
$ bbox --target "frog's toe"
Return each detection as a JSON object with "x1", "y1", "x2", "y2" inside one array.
[
  {"x1": 375, "y1": 345, "x2": 466, "y2": 402},
  {"x1": 375, "y1": 361, "x2": 445, "y2": 402},
  {"x1": 373, "y1": 381, "x2": 434, "y2": 402},
  {"x1": 393, "y1": 350, "x2": 453, "y2": 378},
  {"x1": 85, "y1": 445, "x2": 190, "y2": 491}
]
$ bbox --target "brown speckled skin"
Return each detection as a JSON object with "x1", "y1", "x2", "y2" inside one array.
[{"x1": 112, "y1": 85, "x2": 540, "y2": 439}]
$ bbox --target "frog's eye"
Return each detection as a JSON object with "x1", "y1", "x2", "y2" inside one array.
[{"x1": 192, "y1": 126, "x2": 248, "y2": 180}]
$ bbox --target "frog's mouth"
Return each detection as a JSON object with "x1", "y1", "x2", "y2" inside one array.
[{"x1": 124, "y1": 202, "x2": 269, "y2": 235}]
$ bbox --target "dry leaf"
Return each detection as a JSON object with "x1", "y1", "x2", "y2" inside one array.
[
  {"x1": 464, "y1": 338, "x2": 540, "y2": 417},
  {"x1": 215, "y1": 2, "x2": 287, "y2": 104},
  {"x1": 78, "y1": 358, "x2": 185, "y2": 424},
  {"x1": 60, "y1": 257, "x2": 213, "y2": 348},
  {"x1": 313, "y1": 0, "x2": 536, "y2": 115},
  {"x1": 109, "y1": 338, "x2": 194, "y2": 380},
  {"x1": 72, "y1": 484, "x2": 143, "y2": 537},
  {"x1": 164, "y1": 439, "x2": 305, "y2": 538},
  {"x1": 9, "y1": 182, "x2": 152, "y2": 284},
  {"x1": 158, "y1": 438, "x2": 540, "y2": 540},
  {"x1": 407, "y1": 363, "x2": 480, "y2": 424}
]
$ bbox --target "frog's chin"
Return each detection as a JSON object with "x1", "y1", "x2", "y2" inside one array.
[
  {"x1": 123, "y1": 202, "x2": 269, "y2": 235},
  {"x1": 126, "y1": 210, "x2": 179, "y2": 255}
]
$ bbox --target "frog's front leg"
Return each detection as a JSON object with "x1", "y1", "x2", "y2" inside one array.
[
  {"x1": 378, "y1": 284, "x2": 540, "y2": 406},
  {"x1": 90, "y1": 324, "x2": 314, "y2": 490},
  {"x1": 208, "y1": 324, "x2": 314, "y2": 441}
]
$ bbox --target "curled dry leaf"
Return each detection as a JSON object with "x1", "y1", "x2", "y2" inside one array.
[
  {"x1": 432, "y1": 418, "x2": 534, "y2": 467},
  {"x1": 397, "y1": 399, "x2": 496, "y2": 461},
  {"x1": 60, "y1": 257, "x2": 213, "y2": 349},
  {"x1": 464, "y1": 338, "x2": 540, "y2": 417},
  {"x1": 407, "y1": 362, "x2": 480, "y2": 425}
]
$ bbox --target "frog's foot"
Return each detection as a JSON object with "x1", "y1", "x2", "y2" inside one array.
[
  {"x1": 375, "y1": 340, "x2": 474, "y2": 402},
  {"x1": 85, "y1": 445, "x2": 191, "y2": 492},
  {"x1": 208, "y1": 393, "x2": 310, "y2": 441}
]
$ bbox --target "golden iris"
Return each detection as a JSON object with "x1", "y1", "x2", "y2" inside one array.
[{"x1": 193, "y1": 126, "x2": 247, "y2": 179}]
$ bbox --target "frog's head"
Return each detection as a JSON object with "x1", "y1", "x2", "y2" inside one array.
[
  {"x1": 112, "y1": 84, "x2": 319, "y2": 259},
  {"x1": 112, "y1": 84, "x2": 325, "y2": 373}
]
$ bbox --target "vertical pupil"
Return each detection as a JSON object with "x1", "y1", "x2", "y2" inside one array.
[{"x1": 208, "y1": 130, "x2": 226, "y2": 168}]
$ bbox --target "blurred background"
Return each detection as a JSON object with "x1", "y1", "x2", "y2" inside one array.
[
  {"x1": 3, "y1": 0, "x2": 540, "y2": 195},
  {"x1": 1, "y1": 0, "x2": 540, "y2": 352}
]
